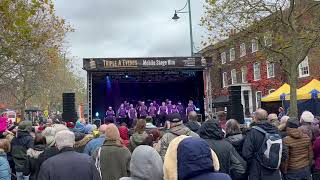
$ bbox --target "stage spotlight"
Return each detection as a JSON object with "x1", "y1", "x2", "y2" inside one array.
[
  {"x1": 125, "y1": 75, "x2": 129, "y2": 78},
  {"x1": 95, "y1": 112, "x2": 99, "y2": 117}
]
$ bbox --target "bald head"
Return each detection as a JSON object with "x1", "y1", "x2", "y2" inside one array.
[
  {"x1": 254, "y1": 108, "x2": 268, "y2": 122},
  {"x1": 268, "y1": 113, "x2": 278, "y2": 122},
  {"x1": 188, "y1": 111, "x2": 198, "y2": 122},
  {"x1": 99, "y1": 124, "x2": 108, "y2": 134}
]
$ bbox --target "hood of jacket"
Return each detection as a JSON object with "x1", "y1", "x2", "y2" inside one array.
[
  {"x1": 286, "y1": 127, "x2": 303, "y2": 139},
  {"x1": 199, "y1": 120, "x2": 224, "y2": 140},
  {"x1": 131, "y1": 132, "x2": 148, "y2": 145},
  {"x1": 163, "y1": 136, "x2": 220, "y2": 180},
  {"x1": 226, "y1": 133, "x2": 244, "y2": 144},
  {"x1": 75, "y1": 134, "x2": 94, "y2": 148},
  {"x1": 27, "y1": 144, "x2": 46, "y2": 158},
  {"x1": 170, "y1": 124, "x2": 193, "y2": 136},
  {"x1": 128, "y1": 145, "x2": 163, "y2": 180}
]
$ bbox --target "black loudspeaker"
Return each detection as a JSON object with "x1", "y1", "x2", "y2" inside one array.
[
  {"x1": 228, "y1": 86, "x2": 244, "y2": 124},
  {"x1": 62, "y1": 93, "x2": 77, "y2": 122}
]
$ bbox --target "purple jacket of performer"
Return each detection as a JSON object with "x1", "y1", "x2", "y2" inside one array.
[
  {"x1": 177, "y1": 102, "x2": 184, "y2": 114},
  {"x1": 148, "y1": 103, "x2": 157, "y2": 117},
  {"x1": 158, "y1": 103, "x2": 168, "y2": 115},
  {"x1": 139, "y1": 102, "x2": 148, "y2": 117},
  {"x1": 186, "y1": 103, "x2": 195, "y2": 116},
  {"x1": 106, "y1": 107, "x2": 115, "y2": 118},
  {"x1": 171, "y1": 105, "x2": 179, "y2": 113},
  {"x1": 153, "y1": 101, "x2": 159, "y2": 111},
  {"x1": 128, "y1": 105, "x2": 137, "y2": 119},
  {"x1": 118, "y1": 104, "x2": 127, "y2": 118},
  {"x1": 167, "y1": 101, "x2": 173, "y2": 115}
]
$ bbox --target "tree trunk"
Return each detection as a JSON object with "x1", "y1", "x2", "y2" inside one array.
[
  {"x1": 20, "y1": 99, "x2": 26, "y2": 121},
  {"x1": 288, "y1": 66, "x2": 298, "y2": 117}
]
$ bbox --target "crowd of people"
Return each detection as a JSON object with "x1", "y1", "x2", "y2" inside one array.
[
  {"x1": 103, "y1": 100, "x2": 197, "y2": 127},
  {"x1": 0, "y1": 107, "x2": 320, "y2": 180}
]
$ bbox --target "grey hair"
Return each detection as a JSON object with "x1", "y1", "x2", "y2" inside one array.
[
  {"x1": 225, "y1": 119, "x2": 241, "y2": 136},
  {"x1": 55, "y1": 130, "x2": 75, "y2": 150}
]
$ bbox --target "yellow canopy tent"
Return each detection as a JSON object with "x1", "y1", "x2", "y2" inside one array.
[
  {"x1": 285, "y1": 79, "x2": 320, "y2": 100},
  {"x1": 261, "y1": 83, "x2": 290, "y2": 102}
]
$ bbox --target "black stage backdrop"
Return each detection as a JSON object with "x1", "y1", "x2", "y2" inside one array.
[{"x1": 92, "y1": 71, "x2": 204, "y2": 118}]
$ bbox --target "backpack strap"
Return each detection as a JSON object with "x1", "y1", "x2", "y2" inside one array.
[
  {"x1": 252, "y1": 126, "x2": 268, "y2": 135},
  {"x1": 95, "y1": 147, "x2": 102, "y2": 178}
]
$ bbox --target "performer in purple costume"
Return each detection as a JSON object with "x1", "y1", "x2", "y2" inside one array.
[
  {"x1": 171, "y1": 104, "x2": 179, "y2": 113},
  {"x1": 117, "y1": 104, "x2": 127, "y2": 125},
  {"x1": 128, "y1": 104, "x2": 137, "y2": 128},
  {"x1": 124, "y1": 101, "x2": 130, "y2": 111},
  {"x1": 148, "y1": 103, "x2": 157, "y2": 117},
  {"x1": 177, "y1": 102, "x2": 184, "y2": 115},
  {"x1": 167, "y1": 100, "x2": 173, "y2": 115},
  {"x1": 139, "y1": 102, "x2": 148, "y2": 118},
  {"x1": 106, "y1": 107, "x2": 115, "y2": 118},
  {"x1": 158, "y1": 102, "x2": 168, "y2": 127},
  {"x1": 186, "y1": 103, "x2": 195, "y2": 116},
  {"x1": 153, "y1": 100, "x2": 159, "y2": 112}
]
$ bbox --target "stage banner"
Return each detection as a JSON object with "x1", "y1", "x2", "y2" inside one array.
[{"x1": 83, "y1": 57, "x2": 211, "y2": 71}]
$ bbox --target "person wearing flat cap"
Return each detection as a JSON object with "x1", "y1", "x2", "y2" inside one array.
[
  {"x1": 11, "y1": 121, "x2": 34, "y2": 179},
  {"x1": 156, "y1": 112, "x2": 199, "y2": 160}
]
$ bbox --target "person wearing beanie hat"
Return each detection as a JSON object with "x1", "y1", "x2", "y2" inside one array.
[
  {"x1": 11, "y1": 121, "x2": 34, "y2": 179},
  {"x1": 83, "y1": 124, "x2": 108, "y2": 156},
  {"x1": 156, "y1": 112, "x2": 199, "y2": 160},
  {"x1": 299, "y1": 111, "x2": 320, "y2": 142},
  {"x1": 74, "y1": 121, "x2": 85, "y2": 133},
  {"x1": 281, "y1": 117, "x2": 313, "y2": 179}
]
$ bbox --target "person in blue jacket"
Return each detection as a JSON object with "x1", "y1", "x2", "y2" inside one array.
[{"x1": 0, "y1": 139, "x2": 11, "y2": 180}]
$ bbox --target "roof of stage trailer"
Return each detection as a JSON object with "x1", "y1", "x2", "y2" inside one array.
[{"x1": 83, "y1": 57, "x2": 210, "y2": 72}]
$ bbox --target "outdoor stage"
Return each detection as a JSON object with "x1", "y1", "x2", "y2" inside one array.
[{"x1": 83, "y1": 57, "x2": 212, "y2": 122}]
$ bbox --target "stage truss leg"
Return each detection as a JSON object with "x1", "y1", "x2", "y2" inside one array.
[{"x1": 87, "y1": 72, "x2": 93, "y2": 124}]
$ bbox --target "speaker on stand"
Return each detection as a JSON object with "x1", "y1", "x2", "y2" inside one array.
[
  {"x1": 62, "y1": 93, "x2": 77, "y2": 123},
  {"x1": 228, "y1": 86, "x2": 244, "y2": 124}
]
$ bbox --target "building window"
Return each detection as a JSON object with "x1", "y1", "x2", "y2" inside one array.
[
  {"x1": 267, "y1": 61, "x2": 275, "y2": 78},
  {"x1": 231, "y1": 69, "x2": 237, "y2": 84},
  {"x1": 299, "y1": 56, "x2": 310, "y2": 78},
  {"x1": 222, "y1": 72, "x2": 228, "y2": 87},
  {"x1": 241, "y1": 66, "x2": 247, "y2": 83},
  {"x1": 240, "y1": 43, "x2": 246, "y2": 57},
  {"x1": 269, "y1": 89, "x2": 276, "y2": 94},
  {"x1": 229, "y1": 48, "x2": 235, "y2": 61},
  {"x1": 221, "y1": 52, "x2": 226, "y2": 64},
  {"x1": 264, "y1": 33, "x2": 272, "y2": 47},
  {"x1": 256, "y1": 91, "x2": 262, "y2": 109},
  {"x1": 253, "y1": 62, "x2": 261, "y2": 80},
  {"x1": 252, "y1": 39, "x2": 258, "y2": 53}
]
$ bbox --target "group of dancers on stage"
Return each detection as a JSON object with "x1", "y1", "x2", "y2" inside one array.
[{"x1": 104, "y1": 100, "x2": 197, "y2": 127}]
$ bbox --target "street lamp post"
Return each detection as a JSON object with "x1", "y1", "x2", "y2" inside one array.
[{"x1": 172, "y1": 0, "x2": 194, "y2": 57}]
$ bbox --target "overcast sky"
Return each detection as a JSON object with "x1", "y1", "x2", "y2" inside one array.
[{"x1": 54, "y1": 0, "x2": 207, "y2": 75}]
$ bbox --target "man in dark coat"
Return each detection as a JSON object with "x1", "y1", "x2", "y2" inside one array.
[
  {"x1": 11, "y1": 121, "x2": 34, "y2": 179},
  {"x1": 199, "y1": 119, "x2": 247, "y2": 180},
  {"x1": 242, "y1": 108, "x2": 285, "y2": 180},
  {"x1": 185, "y1": 111, "x2": 201, "y2": 133},
  {"x1": 38, "y1": 130, "x2": 100, "y2": 180}
]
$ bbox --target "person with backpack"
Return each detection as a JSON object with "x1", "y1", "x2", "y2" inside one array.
[
  {"x1": 242, "y1": 108, "x2": 285, "y2": 180},
  {"x1": 156, "y1": 113, "x2": 199, "y2": 160},
  {"x1": 199, "y1": 119, "x2": 247, "y2": 180},
  {"x1": 281, "y1": 117, "x2": 313, "y2": 180}
]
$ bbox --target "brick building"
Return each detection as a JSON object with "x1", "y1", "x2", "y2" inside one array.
[{"x1": 201, "y1": 33, "x2": 320, "y2": 116}]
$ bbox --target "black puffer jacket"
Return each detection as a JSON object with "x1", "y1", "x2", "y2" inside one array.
[
  {"x1": 242, "y1": 121, "x2": 285, "y2": 180},
  {"x1": 199, "y1": 120, "x2": 247, "y2": 180},
  {"x1": 11, "y1": 131, "x2": 34, "y2": 172}
]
